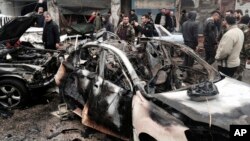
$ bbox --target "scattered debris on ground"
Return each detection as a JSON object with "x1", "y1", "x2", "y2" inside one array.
[{"x1": 0, "y1": 93, "x2": 117, "y2": 141}]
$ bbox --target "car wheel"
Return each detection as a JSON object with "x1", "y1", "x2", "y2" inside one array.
[{"x1": 0, "y1": 79, "x2": 28, "y2": 109}]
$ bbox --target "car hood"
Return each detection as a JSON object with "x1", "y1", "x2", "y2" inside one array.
[
  {"x1": 153, "y1": 77, "x2": 250, "y2": 131},
  {"x1": 153, "y1": 34, "x2": 184, "y2": 44},
  {"x1": 0, "y1": 15, "x2": 36, "y2": 45},
  {"x1": 0, "y1": 63, "x2": 43, "y2": 73},
  {"x1": 171, "y1": 34, "x2": 184, "y2": 43},
  {"x1": 172, "y1": 32, "x2": 183, "y2": 36}
]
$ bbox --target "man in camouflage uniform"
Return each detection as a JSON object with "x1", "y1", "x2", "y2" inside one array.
[
  {"x1": 116, "y1": 15, "x2": 135, "y2": 44},
  {"x1": 234, "y1": 23, "x2": 250, "y2": 80}
]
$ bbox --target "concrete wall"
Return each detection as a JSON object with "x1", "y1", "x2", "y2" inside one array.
[
  {"x1": 0, "y1": 0, "x2": 23, "y2": 16},
  {"x1": 235, "y1": 1, "x2": 250, "y2": 14}
]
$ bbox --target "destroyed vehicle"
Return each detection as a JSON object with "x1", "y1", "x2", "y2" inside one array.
[
  {"x1": 55, "y1": 38, "x2": 250, "y2": 141},
  {"x1": 154, "y1": 24, "x2": 184, "y2": 44},
  {"x1": 0, "y1": 15, "x2": 63, "y2": 108}
]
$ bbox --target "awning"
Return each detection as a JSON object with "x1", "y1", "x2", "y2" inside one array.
[
  {"x1": 57, "y1": 0, "x2": 111, "y2": 15},
  {"x1": 59, "y1": 7, "x2": 109, "y2": 15}
]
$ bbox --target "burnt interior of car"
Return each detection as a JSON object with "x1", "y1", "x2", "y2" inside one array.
[
  {"x1": 75, "y1": 40, "x2": 210, "y2": 94},
  {"x1": 129, "y1": 41, "x2": 210, "y2": 93}
]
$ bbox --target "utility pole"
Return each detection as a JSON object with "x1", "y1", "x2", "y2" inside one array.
[
  {"x1": 111, "y1": 0, "x2": 121, "y2": 29},
  {"x1": 47, "y1": 0, "x2": 60, "y2": 28}
]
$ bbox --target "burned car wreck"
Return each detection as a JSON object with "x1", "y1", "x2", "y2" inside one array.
[
  {"x1": 55, "y1": 37, "x2": 250, "y2": 141},
  {"x1": 0, "y1": 15, "x2": 62, "y2": 108}
]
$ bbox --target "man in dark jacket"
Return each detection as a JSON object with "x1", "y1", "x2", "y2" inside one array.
[
  {"x1": 166, "y1": 10, "x2": 176, "y2": 32},
  {"x1": 179, "y1": 10, "x2": 188, "y2": 32},
  {"x1": 130, "y1": 9, "x2": 138, "y2": 24},
  {"x1": 42, "y1": 12, "x2": 60, "y2": 50},
  {"x1": 134, "y1": 14, "x2": 155, "y2": 37},
  {"x1": 155, "y1": 8, "x2": 167, "y2": 28},
  {"x1": 182, "y1": 11, "x2": 199, "y2": 67},
  {"x1": 103, "y1": 14, "x2": 114, "y2": 32},
  {"x1": 36, "y1": 7, "x2": 45, "y2": 27},
  {"x1": 203, "y1": 10, "x2": 220, "y2": 64}
]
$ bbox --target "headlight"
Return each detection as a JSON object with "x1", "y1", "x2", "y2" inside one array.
[{"x1": 23, "y1": 73, "x2": 34, "y2": 82}]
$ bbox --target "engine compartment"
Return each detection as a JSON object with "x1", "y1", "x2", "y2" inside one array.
[{"x1": 0, "y1": 47, "x2": 56, "y2": 66}]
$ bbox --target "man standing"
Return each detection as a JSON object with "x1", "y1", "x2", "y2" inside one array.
[
  {"x1": 103, "y1": 14, "x2": 114, "y2": 32},
  {"x1": 116, "y1": 16, "x2": 135, "y2": 44},
  {"x1": 234, "y1": 9, "x2": 243, "y2": 24},
  {"x1": 166, "y1": 10, "x2": 176, "y2": 32},
  {"x1": 179, "y1": 10, "x2": 188, "y2": 32},
  {"x1": 42, "y1": 12, "x2": 60, "y2": 50},
  {"x1": 36, "y1": 7, "x2": 45, "y2": 27},
  {"x1": 94, "y1": 12, "x2": 102, "y2": 32},
  {"x1": 182, "y1": 11, "x2": 199, "y2": 67},
  {"x1": 215, "y1": 16, "x2": 244, "y2": 77},
  {"x1": 234, "y1": 19, "x2": 250, "y2": 80},
  {"x1": 203, "y1": 11, "x2": 220, "y2": 64},
  {"x1": 88, "y1": 11, "x2": 96, "y2": 24},
  {"x1": 134, "y1": 14, "x2": 155, "y2": 37},
  {"x1": 218, "y1": 10, "x2": 234, "y2": 41},
  {"x1": 155, "y1": 8, "x2": 166, "y2": 28},
  {"x1": 130, "y1": 10, "x2": 139, "y2": 37},
  {"x1": 130, "y1": 9, "x2": 138, "y2": 24}
]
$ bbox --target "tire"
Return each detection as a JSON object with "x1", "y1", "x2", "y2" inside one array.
[{"x1": 0, "y1": 79, "x2": 28, "y2": 109}]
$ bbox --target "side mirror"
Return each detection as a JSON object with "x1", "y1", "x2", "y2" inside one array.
[{"x1": 187, "y1": 81, "x2": 219, "y2": 102}]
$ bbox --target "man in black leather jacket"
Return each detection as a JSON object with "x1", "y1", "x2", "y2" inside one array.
[
  {"x1": 134, "y1": 14, "x2": 155, "y2": 37},
  {"x1": 203, "y1": 11, "x2": 221, "y2": 64}
]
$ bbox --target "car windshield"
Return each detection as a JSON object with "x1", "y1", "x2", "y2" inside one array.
[
  {"x1": 128, "y1": 39, "x2": 220, "y2": 93},
  {"x1": 71, "y1": 39, "x2": 220, "y2": 95}
]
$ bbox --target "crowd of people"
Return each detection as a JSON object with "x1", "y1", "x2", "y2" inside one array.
[
  {"x1": 36, "y1": 6, "x2": 250, "y2": 79},
  {"x1": 36, "y1": 7, "x2": 179, "y2": 48},
  {"x1": 82, "y1": 8, "x2": 178, "y2": 44},
  {"x1": 181, "y1": 9, "x2": 250, "y2": 78}
]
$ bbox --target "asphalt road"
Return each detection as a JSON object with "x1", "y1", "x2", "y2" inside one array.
[{"x1": 0, "y1": 92, "x2": 118, "y2": 141}]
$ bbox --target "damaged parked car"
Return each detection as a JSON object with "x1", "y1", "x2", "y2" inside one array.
[
  {"x1": 154, "y1": 24, "x2": 184, "y2": 44},
  {"x1": 0, "y1": 15, "x2": 62, "y2": 108},
  {"x1": 55, "y1": 36, "x2": 250, "y2": 141}
]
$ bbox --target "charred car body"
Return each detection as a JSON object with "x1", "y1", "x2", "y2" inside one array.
[
  {"x1": 0, "y1": 15, "x2": 62, "y2": 108},
  {"x1": 55, "y1": 35, "x2": 250, "y2": 141}
]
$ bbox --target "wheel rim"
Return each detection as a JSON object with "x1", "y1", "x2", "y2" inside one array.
[{"x1": 0, "y1": 85, "x2": 21, "y2": 108}]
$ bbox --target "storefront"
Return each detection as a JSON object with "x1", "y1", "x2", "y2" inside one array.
[{"x1": 131, "y1": 0, "x2": 176, "y2": 22}]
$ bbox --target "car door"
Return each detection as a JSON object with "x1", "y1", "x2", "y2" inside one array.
[{"x1": 80, "y1": 47, "x2": 134, "y2": 140}]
